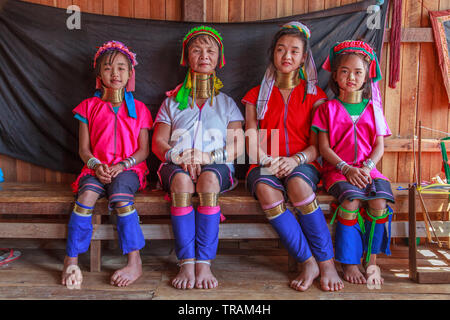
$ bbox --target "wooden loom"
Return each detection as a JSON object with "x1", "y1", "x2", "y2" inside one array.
[{"x1": 408, "y1": 121, "x2": 450, "y2": 283}]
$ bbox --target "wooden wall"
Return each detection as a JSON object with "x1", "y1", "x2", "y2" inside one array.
[{"x1": 1, "y1": 0, "x2": 450, "y2": 184}]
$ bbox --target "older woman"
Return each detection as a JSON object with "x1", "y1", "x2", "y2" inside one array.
[{"x1": 152, "y1": 26, "x2": 244, "y2": 290}]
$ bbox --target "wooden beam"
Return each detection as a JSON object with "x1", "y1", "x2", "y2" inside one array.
[
  {"x1": 384, "y1": 138, "x2": 450, "y2": 153},
  {"x1": 182, "y1": 0, "x2": 206, "y2": 22},
  {"x1": 417, "y1": 271, "x2": 450, "y2": 284},
  {"x1": 0, "y1": 221, "x2": 448, "y2": 240},
  {"x1": 384, "y1": 28, "x2": 434, "y2": 43}
]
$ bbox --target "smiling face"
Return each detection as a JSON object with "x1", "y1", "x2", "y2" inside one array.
[
  {"x1": 98, "y1": 52, "x2": 131, "y2": 90},
  {"x1": 187, "y1": 35, "x2": 219, "y2": 74},
  {"x1": 333, "y1": 53, "x2": 368, "y2": 94},
  {"x1": 273, "y1": 34, "x2": 306, "y2": 74}
]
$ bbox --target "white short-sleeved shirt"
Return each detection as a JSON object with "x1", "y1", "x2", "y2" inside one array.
[{"x1": 154, "y1": 92, "x2": 244, "y2": 170}]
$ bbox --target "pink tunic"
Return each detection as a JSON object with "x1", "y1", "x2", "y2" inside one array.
[
  {"x1": 312, "y1": 99, "x2": 391, "y2": 191},
  {"x1": 71, "y1": 96, "x2": 153, "y2": 193}
]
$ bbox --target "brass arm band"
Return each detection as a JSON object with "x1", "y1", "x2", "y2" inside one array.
[
  {"x1": 367, "y1": 207, "x2": 388, "y2": 217},
  {"x1": 295, "y1": 198, "x2": 319, "y2": 215},
  {"x1": 171, "y1": 193, "x2": 193, "y2": 207},
  {"x1": 115, "y1": 204, "x2": 136, "y2": 216},
  {"x1": 198, "y1": 193, "x2": 219, "y2": 207},
  {"x1": 73, "y1": 204, "x2": 93, "y2": 216},
  {"x1": 338, "y1": 208, "x2": 358, "y2": 220},
  {"x1": 264, "y1": 203, "x2": 286, "y2": 220}
]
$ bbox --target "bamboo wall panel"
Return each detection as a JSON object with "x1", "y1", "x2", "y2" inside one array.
[{"x1": 4, "y1": 0, "x2": 449, "y2": 184}]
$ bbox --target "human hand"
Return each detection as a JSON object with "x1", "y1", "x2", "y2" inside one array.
[
  {"x1": 361, "y1": 166, "x2": 373, "y2": 183},
  {"x1": 109, "y1": 163, "x2": 125, "y2": 178},
  {"x1": 95, "y1": 163, "x2": 111, "y2": 184},
  {"x1": 181, "y1": 163, "x2": 202, "y2": 182},
  {"x1": 275, "y1": 157, "x2": 298, "y2": 178},
  {"x1": 264, "y1": 157, "x2": 281, "y2": 176},
  {"x1": 179, "y1": 148, "x2": 211, "y2": 165},
  {"x1": 344, "y1": 166, "x2": 371, "y2": 189}
]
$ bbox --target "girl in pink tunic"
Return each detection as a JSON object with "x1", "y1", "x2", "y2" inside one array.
[
  {"x1": 62, "y1": 41, "x2": 153, "y2": 289},
  {"x1": 312, "y1": 40, "x2": 393, "y2": 288}
]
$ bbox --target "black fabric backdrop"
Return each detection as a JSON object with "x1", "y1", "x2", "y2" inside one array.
[{"x1": 0, "y1": 0, "x2": 388, "y2": 181}]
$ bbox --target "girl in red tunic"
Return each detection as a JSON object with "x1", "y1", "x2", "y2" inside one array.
[{"x1": 242, "y1": 22, "x2": 343, "y2": 292}]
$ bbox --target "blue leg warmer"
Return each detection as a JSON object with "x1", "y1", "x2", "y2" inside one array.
[
  {"x1": 171, "y1": 206, "x2": 196, "y2": 260},
  {"x1": 269, "y1": 208, "x2": 312, "y2": 263},
  {"x1": 296, "y1": 206, "x2": 334, "y2": 262},
  {"x1": 115, "y1": 203, "x2": 146, "y2": 255},
  {"x1": 66, "y1": 201, "x2": 93, "y2": 258},
  {"x1": 335, "y1": 221, "x2": 364, "y2": 265},
  {"x1": 195, "y1": 209, "x2": 221, "y2": 260}
]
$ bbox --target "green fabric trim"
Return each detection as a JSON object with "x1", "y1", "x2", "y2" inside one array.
[
  {"x1": 337, "y1": 98, "x2": 369, "y2": 116},
  {"x1": 330, "y1": 205, "x2": 365, "y2": 234},
  {"x1": 364, "y1": 209, "x2": 392, "y2": 263},
  {"x1": 311, "y1": 125, "x2": 327, "y2": 133},
  {"x1": 175, "y1": 72, "x2": 191, "y2": 111}
]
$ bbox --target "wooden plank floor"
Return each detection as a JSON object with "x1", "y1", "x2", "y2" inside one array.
[{"x1": 0, "y1": 240, "x2": 448, "y2": 300}]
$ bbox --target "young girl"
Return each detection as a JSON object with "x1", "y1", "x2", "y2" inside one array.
[
  {"x1": 242, "y1": 22, "x2": 343, "y2": 292},
  {"x1": 62, "y1": 41, "x2": 153, "y2": 289},
  {"x1": 152, "y1": 26, "x2": 244, "y2": 290},
  {"x1": 312, "y1": 40, "x2": 394, "y2": 287}
]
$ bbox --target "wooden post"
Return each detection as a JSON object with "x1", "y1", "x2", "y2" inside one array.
[
  {"x1": 182, "y1": 0, "x2": 206, "y2": 22},
  {"x1": 418, "y1": 121, "x2": 422, "y2": 185},
  {"x1": 408, "y1": 184, "x2": 417, "y2": 282},
  {"x1": 90, "y1": 214, "x2": 102, "y2": 272}
]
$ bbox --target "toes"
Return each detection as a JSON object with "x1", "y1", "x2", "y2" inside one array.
[
  {"x1": 322, "y1": 282, "x2": 331, "y2": 291},
  {"x1": 290, "y1": 279, "x2": 302, "y2": 290},
  {"x1": 111, "y1": 272, "x2": 119, "y2": 285},
  {"x1": 293, "y1": 278, "x2": 309, "y2": 292}
]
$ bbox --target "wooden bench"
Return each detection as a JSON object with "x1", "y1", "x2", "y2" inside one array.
[{"x1": 0, "y1": 182, "x2": 448, "y2": 272}]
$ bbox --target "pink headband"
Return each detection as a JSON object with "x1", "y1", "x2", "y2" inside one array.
[{"x1": 94, "y1": 41, "x2": 137, "y2": 92}]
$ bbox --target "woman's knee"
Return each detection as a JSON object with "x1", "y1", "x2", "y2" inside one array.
[
  {"x1": 368, "y1": 198, "x2": 387, "y2": 210},
  {"x1": 196, "y1": 171, "x2": 220, "y2": 193},
  {"x1": 77, "y1": 190, "x2": 100, "y2": 207},
  {"x1": 255, "y1": 183, "x2": 284, "y2": 208},
  {"x1": 341, "y1": 199, "x2": 361, "y2": 211},
  {"x1": 286, "y1": 177, "x2": 314, "y2": 202},
  {"x1": 170, "y1": 173, "x2": 195, "y2": 193}
]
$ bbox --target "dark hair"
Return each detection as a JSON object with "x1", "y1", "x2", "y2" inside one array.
[
  {"x1": 184, "y1": 34, "x2": 221, "y2": 68},
  {"x1": 327, "y1": 52, "x2": 372, "y2": 99},
  {"x1": 94, "y1": 50, "x2": 132, "y2": 77},
  {"x1": 268, "y1": 27, "x2": 310, "y2": 65}
]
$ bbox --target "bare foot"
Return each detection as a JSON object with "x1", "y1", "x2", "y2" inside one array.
[
  {"x1": 366, "y1": 265, "x2": 384, "y2": 289},
  {"x1": 195, "y1": 260, "x2": 218, "y2": 289},
  {"x1": 290, "y1": 256, "x2": 320, "y2": 292},
  {"x1": 172, "y1": 259, "x2": 196, "y2": 290},
  {"x1": 62, "y1": 256, "x2": 83, "y2": 289},
  {"x1": 110, "y1": 250, "x2": 142, "y2": 287},
  {"x1": 318, "y1": 259, "x2": 344, "y2": 292},
  {"x1": 342, "y1": 264, "x2": 366, "y2": 284}
]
